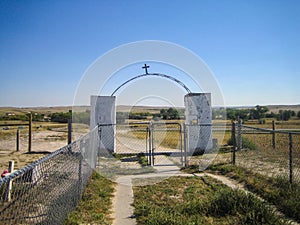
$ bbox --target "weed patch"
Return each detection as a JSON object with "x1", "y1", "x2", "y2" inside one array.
[
  {"x1": 208, "y1": 164, "x2": 300, "y2": 222},
  {"x1": 64, "y1": 171, "x2": 115, "y2": 225},
  {"x1": 133, "y1": 176, "x2": 288, "y2": 224}
]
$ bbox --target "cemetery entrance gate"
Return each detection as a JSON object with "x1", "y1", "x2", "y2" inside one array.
[{"x1": 112, "y1": 122, "x2": 184, "y2": 166}]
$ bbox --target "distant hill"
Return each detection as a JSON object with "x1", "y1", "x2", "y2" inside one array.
[
  {"x1": 0, "y1": 104, "x2": 299, "y2": 115},
  {"x1": 266, "y1": 104, "x2": 300, "y2": 113}
]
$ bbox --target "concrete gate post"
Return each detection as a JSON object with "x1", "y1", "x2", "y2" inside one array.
[
  {"x1": 184, "y1": 93, "x2": 213, "y2": 155},
  {"x1": 90, "y1": 96, "x2": 116, "y2": 153}
]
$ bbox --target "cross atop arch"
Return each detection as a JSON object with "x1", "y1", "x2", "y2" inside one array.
[{"x1": 142, "y1": 64, "x2": 150, "y2": 74}]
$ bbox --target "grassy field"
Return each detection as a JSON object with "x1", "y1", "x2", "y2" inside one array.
[
  {"x1": 206, "y1": 164, "x2": 300, "y2": 222},
  {"x1": 133, "y1": 176, "x2": 290, "y2": 225},
  {"x1": 64, "y1": 171, "x2": 115, "y2": 225}
]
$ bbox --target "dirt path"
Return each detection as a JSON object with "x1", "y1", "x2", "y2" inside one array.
[
  {"x1": 111, "y1": 156, "x2": 186, "y2": 225},
  {"x1": 111, "y1": 157, "x2": 299, "y2": 225}
]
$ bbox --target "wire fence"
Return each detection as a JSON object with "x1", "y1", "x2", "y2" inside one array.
[
  {"x1": 1, "y1": 119, "x2": 299, "y2": 224},
  {"x1": 209, "y1": 121, "x2": 300, "y2": 184},
  {"x1": 0, "y1": 127, "x2": 99, "y2": 225},
  {"x1": 234, "y1": 122, "x2": 300, "y2": 183},
  {"x1": 113, "y1": 122, "x2": 184, "y2": 166}
]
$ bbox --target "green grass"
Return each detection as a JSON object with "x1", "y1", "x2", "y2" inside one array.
[
  {"x1": 227, "y1": 136, "x2": 257, "y2": 150},
  {"x1": 207, "y1": 164, "x2": 300, "y2": 222},
  {"x1": 133, "y1": 176, "x2": 288, "y2": 225},
  {"x1": 64, "y1": 171, "x2": 115, "y2": 225}
]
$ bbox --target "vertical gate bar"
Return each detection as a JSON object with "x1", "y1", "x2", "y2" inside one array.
[
  {"x1": 149, "y1": 124, "x2": 152, "y2": 166},
  {"x1": 289, "y1": 133, "x2": 293, "y2": 184},
  {"x1": 179, "y1": 123, "x2": 183, "y2": 166},
  {"x1": 151, "y1": 123, "x2": 154, "y2": 166},
  {"x1": 146, "y1": 127, "x2": 149, "y2": 165}
]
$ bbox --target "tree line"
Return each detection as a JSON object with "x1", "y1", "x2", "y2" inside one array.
[
  {"x1": 1, "y1": 106, "x2": 300, "y2": 124},
  {"x1": 214, "y1": 105, "x2": 300, "y2": 122}
]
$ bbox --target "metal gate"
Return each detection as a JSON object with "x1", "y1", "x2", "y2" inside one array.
[{"x1": 115, "y1": 122, "x2": 183, "y2": 166}]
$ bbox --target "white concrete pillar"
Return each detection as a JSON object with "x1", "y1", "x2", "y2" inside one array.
[
  {"x1": 184, "y1": 93, "x2": 212, "y2": 154},
  {"x1": 90, "y1": 96, "x2": 116, "y2": 153}
]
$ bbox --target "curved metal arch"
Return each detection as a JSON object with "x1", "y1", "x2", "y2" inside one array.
[{"x1": 111, "y1": 73, "x2": 191, "y2": 96}]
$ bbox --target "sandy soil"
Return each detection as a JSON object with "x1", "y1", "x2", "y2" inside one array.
[{"x1": 0, "y1": 130, "x2": 68, "y2": 172}]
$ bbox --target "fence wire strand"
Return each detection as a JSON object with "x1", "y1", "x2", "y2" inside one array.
[
  {"x1": 234, "y1": 124, "x2": 300, "y2": 183},
  {"x1": 0, "y1": 127, "x2": 99, "y2": 225}
]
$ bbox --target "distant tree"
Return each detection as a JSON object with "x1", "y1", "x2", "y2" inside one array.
[
  {"x1": 159, "y1": 108, "x2": 179, "y2": 120},
  {"x1": 291, "y1": 110, "x2": 296, "y2": 117},
  {"x1": 50, "y1": 112, "x2": 71, "y2": 123},
  {"x1": 250, "y1": 105, "x2": 269, "y2": 121},
  {"x1": 277, "y1": 110, "x2": 294, "y2": 121},
  {"x1": 167, "y1": 108, "x2": 179, "y2": 120},
  {"x1": 297, "y1": 111, "x2": 300, "y2": 119},
  {"x1": 226, "y1": 108, "x2": 236, "y2": 120},
  {"x1": 226, "y1": 108, "x2": 250, "y2": 120},
  {"x1": 32, "y1": 113, "x2": 44, "y2": 122},
  {"x1": 266, "y1": 112, "x2": 276, "y2": 118}
]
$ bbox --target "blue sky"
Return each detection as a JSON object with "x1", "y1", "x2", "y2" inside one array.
[{"x1": 0, "y1": 0, "x2": 299, "y2": 107}]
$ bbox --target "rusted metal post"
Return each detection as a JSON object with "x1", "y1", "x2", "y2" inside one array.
[
  {"x1": 28, "y1": 113, "x2": 32, "y2": 153},
  {"x1": 16, "y1": 129, "x2": 20, "y2": 151},
  {"x1": 237, "y1": 118, "x2": 242, "y2": 151},
  {"x1": 289, "y1": 133, "x2": 293, "y2": 184},
  {"x1": 146, "y1": 127, "x2": 150, "y2": 165},
  {"x1": 231, "y1": 121, "x2": 236, "y2": 165},
  {"x1": 272, "y1": 120, "x2": 276, "y2": 149}
]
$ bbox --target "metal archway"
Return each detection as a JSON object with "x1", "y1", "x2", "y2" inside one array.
[{"x1": 111, "y1": 73, "x2": 191, "y2": 96}]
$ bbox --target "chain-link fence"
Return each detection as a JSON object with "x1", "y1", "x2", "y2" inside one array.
[
  {"x1": 186, "y1": 121, "x2": 300, "y2": 184},
  {"x1": 112, "y1": 122, "x2": 183, "y2": 166},
  {"x1": 151, "y1": 123, "x2": 183, "y2": 166},
  {"x1": 0, "y1": 127, "x2": 99, "y2": 225},
  {"x1": 232, "y1": 122, "x2": 300, "y2": 183},
  {"x1": 186, "y1": 123, "x2": 230, "y2": 168},
  {"x1": 115, "y1": 123, "x2": 149, "y2": 155}
]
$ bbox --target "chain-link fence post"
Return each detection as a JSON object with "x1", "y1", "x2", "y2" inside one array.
[
  {"x1": 148, "y1": 123, "x2": 153, "y2": 166},
  {"x1": 231, "y1": 121, "x2": 236, "y2": 165},
  {"x1": 289, "y1": 133, "x2": 293, "y2": 184},
  {"x1": 78, "y1": 152, "x2": 83, "y2": 201},
  {"x1": 150, "y1": 122, "x2": 155, "y2": 166},
  {"x1": 179, "y1": 123, "x2": 183, "y2": 167},
  {"x1": 237, "y1": 119, "x2": 242, "y2": 151},
  {"x1": 146, "y1": 126, "x2": 150, "y2": 165}
]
